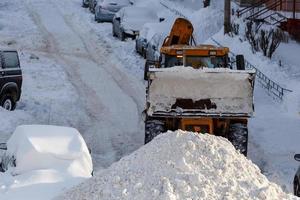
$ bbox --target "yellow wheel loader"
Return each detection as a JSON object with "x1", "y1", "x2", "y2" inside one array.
[{"x1": 143, "y1": 18, "x2": 255, "y2": 156}]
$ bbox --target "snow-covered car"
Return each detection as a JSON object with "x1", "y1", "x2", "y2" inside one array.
[
  {"x1": 143, "y1": 21, "x2": 171, "y2": 61},
  {"x1": 0, "y1": 125, "x2": 93, "y2": 175},
  {"x1": 0, "y1": 50, "x2": 22, "y2": 111},
  {"x1": 145, "y1": 33, "x2": 164, "y2": 61},
  {"x1": 112, "y1": 6, "x2": 163, "y2": 41},
  {"x1": 135, "y1": 22, "x2": 161, "y2": 58},
  {"x1": 294, "y1": 154, "x2": 300, "y2": 197},
  {"x1": 82, "y1": 0, "x2": 89, "y2": 8},
  {"x1": 94, "y1": 0, "x2": 133, "y2": 23}
]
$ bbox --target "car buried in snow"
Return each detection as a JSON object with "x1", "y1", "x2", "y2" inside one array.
[
  {"x1": 0, "y1": 50, "x2": 22, "y2": 111},
  {"x1": 94, "y1": 0, "x2": 133, "y2": 23},
  {"x1": 112, "y1": 6, "x2": 164, "y2": 41},
  {"x1": 294, "y1": 154, "x2": 300, "y2": 197},
  {"x1": 0, "y1": 125, "x2": 93, "y2": 175}
]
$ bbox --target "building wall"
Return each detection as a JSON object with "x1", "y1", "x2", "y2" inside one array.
[{"x1": 266, "y1": 0, "x2": 300, "y2": 12}]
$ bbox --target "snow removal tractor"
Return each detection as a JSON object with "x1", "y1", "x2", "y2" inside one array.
[{"x1": 143, "y1": 18, "x2": 256, "y2": 156}]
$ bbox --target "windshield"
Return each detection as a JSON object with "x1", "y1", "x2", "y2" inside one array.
[
  {"x1": 163, "y1": 55, "x2": 183, "y2": 68},
  {"x1": 185, "y1": 56, "x2": 226, "y2": 69}
]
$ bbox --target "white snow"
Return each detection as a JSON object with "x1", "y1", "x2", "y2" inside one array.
[
  {"x1": 0, "y1": 125, "x2": 92, "y2": 200},
  {"x1": 147, "y1": 67, "x2": 255, "y2": 116},
  {"x1": 57, "y1": 131, "x2": 297, "y2": 200}
]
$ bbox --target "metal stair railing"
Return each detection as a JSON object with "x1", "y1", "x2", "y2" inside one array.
[
  {"x1": 211, "y1": 38, "x2": 292, "y2": 101},
  {"x1": 237, "y1": 0, "x2": 269, "y2": 17},
  {"x1": 247, "y1": 0, "x2": 282, "y2": 21}
]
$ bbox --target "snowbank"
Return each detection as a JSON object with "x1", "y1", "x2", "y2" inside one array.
[
  {"x1": 58, "y1": 131, "x2": 296, "y2": 200},
  {"x1": 6, "y1": 125, "x2": 93, "y2": 177}
]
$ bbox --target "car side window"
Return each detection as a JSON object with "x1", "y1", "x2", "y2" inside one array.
[{"x1": 2, "y1": 51, "x2": 19, "y2": 69}]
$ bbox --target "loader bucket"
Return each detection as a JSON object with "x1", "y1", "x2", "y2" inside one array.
[{"x1": 147, "y1": 67, "x2": 255, "y2": 117}]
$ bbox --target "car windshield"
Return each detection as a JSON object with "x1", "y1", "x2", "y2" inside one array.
[{"x1": 185, "y1": 56, "x2": 226, "y2": 69}]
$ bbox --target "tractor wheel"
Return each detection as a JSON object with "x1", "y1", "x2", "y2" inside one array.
[
  {"x1": 228, "y1": 123, "x2": 248, "y2": 156},
  {"x1": 294, "y1": 177, "x2": 300, "y2": 197},
  {"x1": 145, "y1": 119, "x2": 165, "y2": 144},
  {"x1": 0, "y1": 94, "x2": 16, "y2": 111},
  {"x1": 144, "y1": 61, "x2": 149, "y2": 81}
]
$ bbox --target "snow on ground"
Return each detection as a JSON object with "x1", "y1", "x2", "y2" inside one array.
[
  {"x1": 0, "y1": 125, "x2": 92, "y2": 200},
  {"x1": 57, "y1": 131, "x2": 297, "y2": 200},
  {"x1": 0, "y1": 0, "x2": 299, "y2": 197}
]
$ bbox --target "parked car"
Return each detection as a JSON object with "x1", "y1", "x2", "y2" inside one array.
[
  {"x1": 95, "y1": 0, "x2": 132, "y2": 23},
  {"x1": 82, "y1": 0, "x2": 89, "y2": 8},
  {"x1": 135, "y1": 23, "x2": 158, "y2": 58},
  {"x1": 0, "y1": 51, "x2": 22, "y2": 111},
  {"x1": 0, "y1": 125, "x2": 93, "y2": 175},
  {"x1": 144, "y1": 21, "x2": 171, "y2": 61},
  {"x1": 112, "y1": 6, "x2": 163, "y2": 41},
  {"x1": 294, "y1": 154, "x2": 300, "y2": 197}
]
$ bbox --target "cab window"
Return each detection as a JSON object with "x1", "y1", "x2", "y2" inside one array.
[
  {"x1": 185, "y1": 56, "x2": 226, "y2": 69},
  {"x1": 2, "y1": 52, "x2": 19, "y2": 69}
]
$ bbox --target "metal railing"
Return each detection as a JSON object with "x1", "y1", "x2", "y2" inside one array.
[{"x1": 211, "y1": 38, "x2": 292, "y2": 101}]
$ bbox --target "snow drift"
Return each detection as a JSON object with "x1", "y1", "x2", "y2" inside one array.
[{"x1": 57, "y1": 131, "x2": 296, "y2": 200}]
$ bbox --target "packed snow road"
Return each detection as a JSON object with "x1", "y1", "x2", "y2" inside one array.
[{"x1": 0, "y1": 0, "x2": 145, "y2": 168}]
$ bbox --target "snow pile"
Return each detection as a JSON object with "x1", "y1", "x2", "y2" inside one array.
[
  {"x1": 6, "y1": 125, "x2": 93, "y2": 177},
  {"x1": 58, "y1": 131, "x2": 296, "y2": 200}
]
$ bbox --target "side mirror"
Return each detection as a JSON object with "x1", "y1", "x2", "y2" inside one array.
[
  {"x1": 159, "y1": 18, "x2": 165, "y2": 22},
  {"x1": 236, "y1": 54, "x2": 245, "y2": 70},
  {"x1": 115, "y1": 17, "x2": 121, "y2": 21},
  {"x1": 294, "y1": 154, "x2": 300, "y2": 162}
]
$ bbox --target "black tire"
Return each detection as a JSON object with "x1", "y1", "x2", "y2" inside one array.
[
  {"x1": 144, "y1": 61, "x2": 149, "y2": 81},
  {"x1": 294, "y1": 177, "x2": 300, "y2": 197},
  {"x1": 228, "y1": 123, "x2": 248, "y2": 156},
  {"x1": 142, "y1": 49, "x2": 147, "y2": 59},
  {"x1": 0, "y1": 94, "x2": 16, "y2": 111},
  {"x1": 236, "y1": 54, "x2": 245, "y2": 70},
  {"x1": 145, "y1": 119, "x2": 165, "y2": 144}
]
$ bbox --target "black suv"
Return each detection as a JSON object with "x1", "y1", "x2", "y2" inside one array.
[{"x1": 0, "y1": 51, "x2": 22, "y2": 111}]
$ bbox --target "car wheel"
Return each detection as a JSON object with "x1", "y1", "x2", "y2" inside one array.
[
  {"x1": 294, "y1": 177, "x2": 300, "y2": 197},
  {"x1": 0, "y1": 94, "x2": 16, "y2": 111}
]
